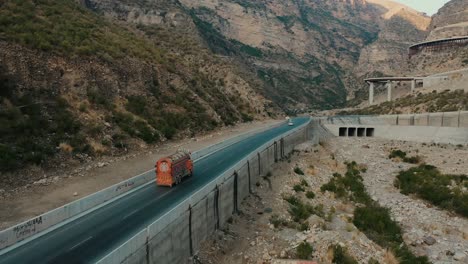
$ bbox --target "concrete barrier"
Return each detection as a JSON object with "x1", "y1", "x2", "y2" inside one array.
[
  {"x1": 0, "y1": 171, "x2": 154, "y2": 251},
  {"x1": 96, "y1": 118, "x2": 314, "y2": 264},
  {"x1": 322, "y1": 111, "x2": 468, "y2": 129},
  {"x1": 323, "y1": 113, "x2": 468, "y2": 145}
]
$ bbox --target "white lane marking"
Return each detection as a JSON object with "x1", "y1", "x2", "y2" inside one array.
[
  {"x1": 69, "y1": 236, "x2": 93, "y2": 251},
  {"x1": 122, "y1": 209, "x2": 139, "y2": 220}
]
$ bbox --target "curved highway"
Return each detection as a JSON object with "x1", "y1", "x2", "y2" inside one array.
[{"x1": 0, "y1": 117, "x2": 309, "y2": 264}]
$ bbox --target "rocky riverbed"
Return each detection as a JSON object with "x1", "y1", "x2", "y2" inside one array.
[{"x1": 198, "y1": 138, "x2": 468, "y2": 263}]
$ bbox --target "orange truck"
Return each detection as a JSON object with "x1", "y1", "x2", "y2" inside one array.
[{"x1": 155, "y1": 150, "x2": 193, "y2": 187}]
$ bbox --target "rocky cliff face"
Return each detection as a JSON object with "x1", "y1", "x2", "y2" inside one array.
[
  {"x1": 355, "y1": 0, "x2": 430, "y2": 77},
  {"x1": 407, "y1": 0, "x2": 468, "y2": 76},
  {"x1": 428, "y1": 0, "x2": 468, "y2": 40},
  {"x1": 87, "y1": 0, "x2": 380, "y2": 110},
  {"x1": 180, "y1": 0, "x2": 385, "y2": 109}
]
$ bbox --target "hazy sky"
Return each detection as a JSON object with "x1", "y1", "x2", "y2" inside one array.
[{"x1": 393, "y1": 0, "x2": 451, "y2": 15}]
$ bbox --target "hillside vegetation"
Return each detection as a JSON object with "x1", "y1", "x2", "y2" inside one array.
[
  {"x1": 0, "y1": 0, "x2": 273, "y2": 174},
  {"x1": 338, "y1": 90, "x2": 468, "y2": 115}
]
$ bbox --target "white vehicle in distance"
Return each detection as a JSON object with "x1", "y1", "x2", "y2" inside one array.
[{"x1": 288, "y1": 120, "x2": 294, "y2": 126}]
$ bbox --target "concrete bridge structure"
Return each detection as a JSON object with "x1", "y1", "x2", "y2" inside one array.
[
  {"x1": 408, "y1": 36, "x2": 468, "y2": 58},
  {"x1": 364, "y1": 77, "x2": 423, "y2": 105}
]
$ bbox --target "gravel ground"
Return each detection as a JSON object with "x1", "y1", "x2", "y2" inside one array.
[{"x1": 198, "y1": 138, "x2": 468, "y2": 264}]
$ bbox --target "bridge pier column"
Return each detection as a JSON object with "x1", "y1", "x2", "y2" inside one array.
[
  {"x1": 369, "y1": 82, "x2": 374, "y2": 105},
  {"x1": 387, "y1": 81, "x2": 393, "y2": 102},
  {"x1": 411, "y1": 80, "x2": 416, "y2": 93}
]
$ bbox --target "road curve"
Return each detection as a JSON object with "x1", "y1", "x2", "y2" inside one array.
[{"x1": 0, "y1": 117, "x2": 309, "y2": 264}]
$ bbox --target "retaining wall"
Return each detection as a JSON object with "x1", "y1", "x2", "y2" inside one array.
[
  {"x1": 96, "y1": 118, "x2": 324, "y2": 264},
  {"x1": 325, "y1": 111, "x2": 468, "y2": 128},
  {"x1": 321, "y1": 111, "x2": 468, "y2": 145},
  {"x1": 0, "y1": 121, "x2": 285, "y2": 252}
]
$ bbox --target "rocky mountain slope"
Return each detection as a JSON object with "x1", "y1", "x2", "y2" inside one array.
[
  {"x1": 356, "y1": 0, "x2": 430, "y2": 77},
  {"x1": 0, "y1": 0, "x2": 275, "y2": 172},
  {"x1": 407, "y1": 0, "x2": 468, "y2": 76},
  {"x1": 428, "y1": 0, "x2": 468, "y2": 40},
  {"x1": 88, "y1": 0, "x2": 379, "y2": 110},
  {"x1": 0, "y1": 0, "x2": 433, "y2": 173}
]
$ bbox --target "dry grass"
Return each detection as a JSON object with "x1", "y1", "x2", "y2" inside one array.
[
  {"x1": 90, "y1": 141, "x2": 107, "y2": 155},
  {"x1": 383, "y1": 249, "x2": 399, "y2": 264},
  {"x1": 59, "y1": 143, "x2": 73, "y2": 153}
]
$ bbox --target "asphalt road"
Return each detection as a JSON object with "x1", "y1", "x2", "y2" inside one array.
[{"x1": 0, "y1": 117, "x2": 309, "y2": 264}]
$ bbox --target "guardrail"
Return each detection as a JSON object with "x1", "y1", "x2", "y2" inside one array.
[
  {"x1": 96, "y1": 118, "x2": 313, "y2": 264},
  {"x1": 0, "y1": 120, "x2": 285, "y2": 252}
]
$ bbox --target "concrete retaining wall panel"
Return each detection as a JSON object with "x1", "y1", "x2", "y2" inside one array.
[
  {"x1": 414, "y1": 114, "x2": 429, "y2": 126},
  {"x1": 218, "y1": 177, "x2": 235, "y2": 228},
  {"x1": 442, "y1": 112, "x2": 459, "y2": 127},
  {"x1": 428, "y1": 113, "x2": 444, "y2": 127},
  {"x1": 248, "y1": 156, "x2": 260, "y2": 187},
  {"x1": 237, "y1": 165, "x2": 250, "y2": 204},
  {"x1": 96, "y1": 229, "x2": 147, "y2": 264},
  {"x1": 190, "y1": 196, "x2": 208, "y2": 254},
  {"x1": 461, "y1": 112, "x2": 468, "y2": 127},
  {"x1": 283, "y1": 135, "x2": 293, "y2": 155},
  {"x1": 190, "y1": 191, "x2": 216, "y2": 254},
  {"x1": 379, "y1": 115, "x2": 398, "y2": 125},
  {"x1": 148, "y1": 211, "x2": 190, "y2": 264},
  {"x1": 122, "y1": 245, "x2": 147, "y2": 264},
  {"x1": 267, "y1": 145, "x2": 275, "y2": 167},
  {"x1": 397, "y1": 115, "x2": 412, "y2": 126},
  {"x1": 259, "y1": 149, "x2": 268, "y2": 175}
]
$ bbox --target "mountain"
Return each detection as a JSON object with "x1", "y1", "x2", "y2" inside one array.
[
  {"x1": 428, "y1": 0, "x2": 468, "y2": 40},
  {"x1": 356, "y1": 0, "x2": 430, "y2": 77},
  {"x1": 0, "y1": 0, "x2": 275, "y2": 172},
  {"x1": 407, "y1": 0, "x2": 468, "y2": 75},
  {"x1": 0, "y1": 0, "x2": 430, "y2": 172}
]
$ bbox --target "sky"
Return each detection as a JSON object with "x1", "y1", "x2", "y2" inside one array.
[{"x1": 393, "y1": 0, "x2": 451, "y2": 15}]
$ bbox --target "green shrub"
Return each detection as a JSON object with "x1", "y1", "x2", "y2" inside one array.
[
  {"x1": 289, "y1": 200, "x2": 313, "y2": 222},
  {"x1": 320, "y1": 162, "x2": 430, "y2": 263},
  {"x1": 296, "y1": 241, "x2": 313, "y2": 259},
  {"x1": 294, "y1": 166, "x2": 305, "y2": 175},
  {"x1": 300, "y1": 179, "x2": 309, "y2": 187},
  {"x1": 306, "y1": 191, "x2": 315, "y2": 199},
  {"x1": 293, "y1": 184, "x2": 305, "y2": 192},
  {"x1": 353, "y1": 205, "x2": 403, "y2": 246},
  {"x1": 269, "y1": 214, "x2": 288, "y2": 228},
  {"x1": 396, "y1": 164, "x2": 468, "y2": 217},
  {"x1": 284, "y1": 195, "x2": 300, "y2": 206},
  {"x1": 389, "y1": 149, "x2": 406, "y2": 159},
  {"x1": 0, "y1": 95, "x2": 82, "y2": 171},
  {"x1": 320, "y1": 162, "x2": 372, "y2": 204},
  {"x1": 332, "y1": 244, "x2": 358, "y2": 264},
  {"x1": 299, "y1": 221, "x2": 309, "y2": 231}
]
